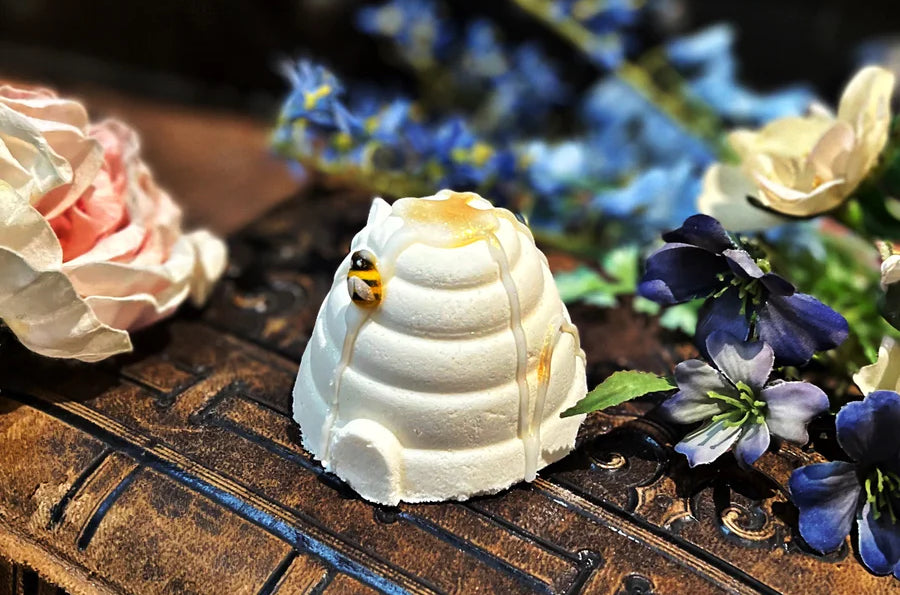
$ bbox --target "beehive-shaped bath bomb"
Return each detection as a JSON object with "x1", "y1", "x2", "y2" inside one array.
[{"x1": 293, "y1": 190, "x2": 587, "y2": 504}]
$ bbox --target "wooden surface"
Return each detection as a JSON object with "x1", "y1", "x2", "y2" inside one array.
[
  {"x1": 0, "y1": 90, "x2": 895, "y2": 593},
  {"x1": 0, "y1": 188, "x2": 896, "y2": 594}
]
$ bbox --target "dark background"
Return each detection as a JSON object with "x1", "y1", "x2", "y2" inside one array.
[{"x1": 0, "y1": 0, "x2": 897, "y2": 116}]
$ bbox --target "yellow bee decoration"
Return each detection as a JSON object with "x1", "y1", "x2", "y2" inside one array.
[{"x1": 347, "y1": 249, "x2": 383, "y2": 307}]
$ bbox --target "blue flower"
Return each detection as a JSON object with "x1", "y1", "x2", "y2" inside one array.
[
  {"x1": 426, "y1": 117, "x2": 517, "y2": 191},
  {"x1": 471, "y1": 42, "x2": 569, "y2": 136},
  {"x1": 279, "y1": 61, "x2": 359, "y2": 134},
  {"x1": 638, "y1": 214, "x2": 849, "y2": 366},
  {"x1": 790, "y1": 391, "x2": 900, "y2": 577},
  {"x1": 512, "y1": 44, "x2": 568, "y2": 106},
  {"x1": 525, "y1": 141, "x2": 594, "y2": 196},
  {"x1": 591, "y1": 159, "x2": 703, "y2": 239},
  {"x1": 581, "y1": 78, "x2": 716, "y2": 172},
  {"x1": 355, "y1": 0, "x2": 451, "y2": 66},
  {"x1": 667, "y1": 25, "x2": 813, "y2": 125},
  {"x1": 460, "y1": 20, "x2": 508, "y2": 80},
  {"x1": 662, "y1": 331, "x2": 829, "y2": 467},
  {"x1": 544, "y1": 0, "x2": 637, "y2": 69}
]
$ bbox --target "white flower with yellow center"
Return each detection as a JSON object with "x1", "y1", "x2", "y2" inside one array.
[{"x1": 699, "y1": 66, "x2": 895, "y2": 230}]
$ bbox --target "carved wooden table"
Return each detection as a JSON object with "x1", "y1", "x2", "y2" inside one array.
[{"x1": 0, "y1": 188, "x2": 892, "y2": 594}]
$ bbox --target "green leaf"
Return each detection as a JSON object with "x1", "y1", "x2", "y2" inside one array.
[
  {"x1": 554, "y1": 266, "x2": 610, "y2": 304},
  {"x1": 658, "y1": 302, "x2": 700, "y2": 335},
  {"x1": 561, "y1": 370, "x2": 676, "y2": 417},
  {"x1": 632, "y1": 296, "x2": 661, "y2": 315},
  {"x1": 553, "y1": 245, "x2": 641, "y2": 308}
]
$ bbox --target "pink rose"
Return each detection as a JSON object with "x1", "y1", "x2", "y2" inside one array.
[{"x1": 0, "y1": 84, "x2": 227, "y2": 361}]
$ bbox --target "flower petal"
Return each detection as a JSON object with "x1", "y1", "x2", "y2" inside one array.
[
  {"x1": 0, "y1": 181, "x2": 60, "y2": 269},
  {"x1": 882, "y1": 255, "x2": 900, "y2": 290},
  {"x1": 836, "y1": 391, "x2": 900, "y2": 466},
  {"x1": 858, "y1": 500, "x2": 900, "y2": 576},
  {"x1": 695, "y1": 288, "x2": 751, "y2": 361},
  {"x1": 696, "y1": 164, "x2": 788, "y2": 232},
  {"x1": 735, "y1": 422, "x2": 770, "y2": 466},
  {"x1": 0, "y1": 101, "x2": 73, "y2": 201},
  {"x1": 660, "y1": 213, "x2": 736, "y2": 253},
  {"x1": 68, "y1": 236, "x2": 198, "y2": 332},
  {"x1": 0, "y1": 88, "x2": 108, "y2": 218},
  {"x1": 0, "y1": 247, "x2": 132, "y2": 361},
  {"x1": 756, "y1": 292, "x2": 849, "y2": 366},
  {"x1": 723, "y1": 248, "x2": 765, "y2": 280},
  {"x1": 719, "y1": 249, "x2": 796, "y2": 296},
  {"x1": 789, "y1": 461, "x2": 860, "y2": 553},
  {"x1": 758, "y1": 273, "x2": 795, "y2": 297},
  {"x1": 186, "y1": 229, "x2": 228, "y2": 306},
  {"x1": 729, "y1": 116, "x2": 834, "y2": 160},
  {"x1": 675, "y1": 419, "x2": 742, "y2": 467},
  {"x1": 638, "y1": 243, "x2": 728, "y2": 305},
  {"x1": 754, "y1": 170, "x2": 847, "y2": 217},
  {"x1": 854, "y1": 336, "x2": 900, "y2": 395},
  {"x1": 662, "y1": 359, "x2": 732, "y2": 423},
  {"x1": 837, "y1": 66, "x2": 895, "y2": 182},
  {"x1": 85, "y1": 288, "x2": 189, "y2": 332},
  {"x1": 706, "y1": 330, "x2": 774, "y2": 392},
  {"x1": 759, "y1": 381, "x2": 829, "y2": 443},
  {"x1": 0, "y1": 180, "x2": 132, "y2": 361},
  {"x1": 804, "y1": 120, "x2": 854, "y2": 184}
]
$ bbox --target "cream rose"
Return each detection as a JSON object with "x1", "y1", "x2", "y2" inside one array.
[
  {"x1": 0, "y1": 85, "x2": 226, "y2": 362},
  {"x1": 699, "y1": 66, "x2": 896, "y2": 230},
  {"x1": 854, "y1": 336, "x2": 900, "y2": 395}
]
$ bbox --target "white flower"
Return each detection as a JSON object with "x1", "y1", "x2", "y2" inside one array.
[
  {"x1": 854, "y1": 336, "x2": 900, "y2": 395},
  {"x1": 699, "y1": 66, "x2": 895, "y2": 231}
]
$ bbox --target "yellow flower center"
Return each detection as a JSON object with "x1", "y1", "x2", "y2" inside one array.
[{"x1": 303, "y1": 84, "x2": 332, "y2": 110}]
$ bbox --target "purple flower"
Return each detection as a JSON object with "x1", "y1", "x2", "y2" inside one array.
[
  {"x1": 790, "y1": 391, "x2": 900, "y2": 577},
  {"x1": 662, "y1": 331, "x2": 829, "y2": 467},
  {"x1": 639, "y1": 214, "x2": 849, "y2": 366}
]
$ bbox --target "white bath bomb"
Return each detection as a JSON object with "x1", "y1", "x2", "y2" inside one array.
[{"x1": 293, "y1": 190, "x2": 587, "y2": 504}]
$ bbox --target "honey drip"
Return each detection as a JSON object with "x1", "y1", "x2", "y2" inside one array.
[
  {"x1": 321, "y1": 304, "x2": 373, "y2": 462},
  {"x1": 392, "y1": 191, "x2": 501, "y2": 247},
  {"x1": 392, "y1": 191, "x2": 533, "y2": 466},
  {"x1": 523, "y1": 319, "x2": 586, "y2": 481},
  {"x1": 484, "y1": 234, "x2": 530, "y2": 467}
]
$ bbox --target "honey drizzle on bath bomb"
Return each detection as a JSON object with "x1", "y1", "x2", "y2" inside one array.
[
  {"x1": 523, "y1": 320, "x2": 585, "y2": 480},
  {"x1": 325, "y1": 192, "x2": 544, "y2": 476},
  {"x1": 394, "y1": 192, "x2": 538, "y2": 476}
]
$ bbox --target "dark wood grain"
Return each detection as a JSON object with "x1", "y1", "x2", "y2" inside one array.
[{"x1": 0, "y1": 189, "x2": 893, "y2": 594}]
